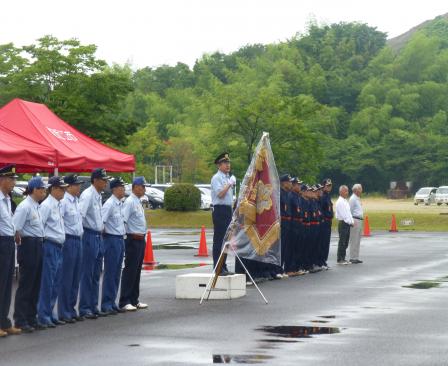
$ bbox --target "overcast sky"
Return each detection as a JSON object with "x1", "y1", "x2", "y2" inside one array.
[{"x1": 1, "y1": 1, "x2": 446, "y2": 69}]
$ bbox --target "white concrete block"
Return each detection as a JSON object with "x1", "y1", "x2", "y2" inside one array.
[{"x1": 176, "y1": 273, "x2": 246, "y2": 300}]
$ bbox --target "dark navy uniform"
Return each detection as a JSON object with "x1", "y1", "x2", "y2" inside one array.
[
  {"x1": 319, "y1": 179, "x2": 334, "y2": 267},
  {"x1": 0, "y1": 165, "x2": 19, "y2": 335},
  {"x1": 280, "y1": 174, "x2": 292, "y2": 272},
  {"x1": 300, "y1": 185, "x2": 312, "y2": 271},
  {"x1": 308, "y1": 188, "x2": 321, "y2": 269}
]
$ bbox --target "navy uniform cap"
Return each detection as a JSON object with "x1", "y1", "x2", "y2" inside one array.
[
  {"x1": 133, "y1": 176, "x2": 146, "y2": 186},
  {"x1": 280, "y1": 174, "x2": 291, "y2": 182},
  {"x1": 316, "y1": 183, "x2": 324, "y2": 190},
  {"x1": 0, "y1": 164, "x2": 18, "y2": 178},
  {"x1": 64, "y1": 174, "x2": 84, "y2": 185},
  {"x1": 322, "y1": 178, "x2": 332, "y2": 186},
  {"x1": 214, "y1": 152, "x2": 230, "y2": 165},
  {"x1": 28, "y1": 176, "x2": 46, "y2": 190},
  {"x1": 110, "y1": 177, "x2": 125, "y2": 189},
  {"x1": 48, "y1": 176, "x2": 69, "y2": 188},
  {"x1": 291, "y1": 177, "x2": 302, "y2": 185},
  {"x1": 91, "y1": 168, "x2": 111, "y2": 181},
  {"x1": 300, "y1": 184, "x2": 308, "y2": 191}
]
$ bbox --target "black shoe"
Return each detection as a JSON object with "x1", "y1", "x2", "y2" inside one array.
[
  {"x1": 46, "y1": 322, "x2": 57, "y2": 329},
  {"x1": 75, "y1": 315, "x2": 85, "y2": 321},
  {"x1": 53, "y1": 320, "x2": 66, "y2": 326},
  {"x1": 61, "y1": 318, "x2": 76, "y2": 324},
  {"x1": 95, "y1": 311, "x2": 108, "y2": 317},
  {"x1": 116, "y1": 308, "x2": 126, "y2": 314},
  {"x1": 350, "y1": 259, "x2": 363, "y2": 264},
  {"x1": 19, "y1": 325, "x2": 35, "y2": 333},
  {"x1": 84, "y1": 313, "x2": 98, "y2": 320},
  {"x1": 34, "y1": 323, "x2": 48, "y2": 330},
  {"x1": 103, "y1": 309, "x2": 117, "y2": 316}
]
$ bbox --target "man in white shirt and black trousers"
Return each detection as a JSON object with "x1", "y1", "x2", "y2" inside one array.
[
  {"x1": 211, "y1": 152, "x2": 236, "y2": 276},
  {"x1": 335, "y1": 185, "x2": 354, "y2": 265},
  {"x1": 349, "y1": 184, "x2": 364, "y2": 264}
]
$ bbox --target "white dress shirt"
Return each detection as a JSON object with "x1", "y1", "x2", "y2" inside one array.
[
  {"x1": 13, "y1": 195, "x2": 44, "y2": 237},
  {"x1": 79, "y1": 185, "x2": 103, "y2": 232},
  {"x1": 349, "y1": 194, "x2": 363, "y2": 219},
  {"x1": 61, "y1": 192, "x2": 84, "y2": 237},
  {"x1": 335, "y1": 196, "x2": 354, "y2": 225},
  {"x1": 40, "y1": 194, "x2": 65, "y2": 244},
  {"x1": 123, "y1": 193, "x2": 147, "y2": 235},
  {"x1": 0, "y1": 191, "x2": 15, "y2": 236},
  {"x1": 102, "y1": 194, "x2": 125, "y2": 236},
  {"x1": 211, "y1": 170, "x2": 233, "y2": 206}
]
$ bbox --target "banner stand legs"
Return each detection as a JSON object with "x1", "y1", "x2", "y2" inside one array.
[{"x1": 199, "y1": 243, "x2": 269, "y2": 305}]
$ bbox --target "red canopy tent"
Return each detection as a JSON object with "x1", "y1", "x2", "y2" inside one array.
[
  {"x1": 0, "y1": 127, "x2": 57, "y2": 173},
  {"x1": 0, "y1": 98, "x2": 135, "y2": 173}
]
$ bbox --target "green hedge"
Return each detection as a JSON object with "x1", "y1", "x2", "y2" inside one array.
[{"x1": 164, "y1": 183, "x2": 201, "y2": 211}]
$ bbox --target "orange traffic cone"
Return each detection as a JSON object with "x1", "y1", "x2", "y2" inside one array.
[
  {"x1": 363, "y1": 215, "x2": 371, "y2": 237},
  {"x1": 143, "y1": 229, "x2": 157, "y2": 264},
  {"x1": 389, "y1": 214, "x2": 398, "y2": 232},
  {"x1": 195, "y1": 225, "x2": 209, "y2": 257}
]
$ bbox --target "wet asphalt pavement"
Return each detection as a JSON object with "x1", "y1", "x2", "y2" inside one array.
[{"x1": 1, "y1": 230, "x2": 448, "y2": 365}]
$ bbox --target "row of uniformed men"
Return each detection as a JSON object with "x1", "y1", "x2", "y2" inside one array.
[
  {"x1": 0, "y1": 165, "x2": 148, "y2": 337},
  {"x1": 279, "y1": 174, "x2": 334, "y2": 277}
]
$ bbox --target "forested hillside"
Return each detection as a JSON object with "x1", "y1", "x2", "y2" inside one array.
[{"x1": 1, "y1": 15, "x2": 448, "y2": 191}]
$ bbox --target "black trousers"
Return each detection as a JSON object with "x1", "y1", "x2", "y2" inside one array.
[
  {"x1": 212, "y1": 205, "x2": 232, "y2": 269},
  {"x1": 14, "y1": 237, "x2": 43, "y2": 327},
  {"x1": 320, "y1": 220, "x2": 332, "y2": 265},
  {"x1": 337, "y1": 221, "x2": 351, "y2": 262},
  {"x1": 280, "y1": 220, "x2": 290, "y2": 270},
  {"x1": 119, "y1": 236, "x2": 145, "y2": 307},
  {"x1": 0, "y1": 236, "x2": 15, "y2": 329}
]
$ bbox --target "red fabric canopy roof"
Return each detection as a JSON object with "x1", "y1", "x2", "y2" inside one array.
[
  {"x1": 0, "y1": 99, "x2": 135, "y2": 172},
  {"x1": 0, "y1": 126, "x2": 57, "y2": 173}
]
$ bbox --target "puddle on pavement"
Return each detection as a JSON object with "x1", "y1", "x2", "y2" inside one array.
[
  {"x1": 153, "y1": 244, "x2": 196, "y2": 250},
  {"x1": 257, "y1": 339, "x2": 299, "y2": 343},
  {"x1": 310, "y1": 320, "x2": 329, "y2": 324},
  {"x1": 402, "y1": 280, "x2": 441, "y2": 289},
  {"x1": 258, "y1": 325, "x2": 341, "y2": 339},
  {"x1": 213, "y1": 354, "x2": 274, "y2": 364},
  {"x1": 127, "y1": 344, "x2": 140, "y2": 347},
  {"x1": 319, "y1": 315, "x2": 336, "y2": 319},
  {"x1": 143, "y1": 263, "x2": 209, "y2": 271}
]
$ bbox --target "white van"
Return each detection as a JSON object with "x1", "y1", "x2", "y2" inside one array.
[
  {"x1": 414, "y1": 187, "x2": 437, "y2": 205},
  {"x1": 435, "y1": 186, "x2": 448, "y2": 206}
]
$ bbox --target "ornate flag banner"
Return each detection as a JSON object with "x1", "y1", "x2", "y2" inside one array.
[{"x1": 223, "y1": 132, "x2": 281, "y2": 265}]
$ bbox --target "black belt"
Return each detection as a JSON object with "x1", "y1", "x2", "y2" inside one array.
[
  {"x1": 0, "y1": 235, "x2": 14, "y2": 239},
  {"x1": 21, "y1": 236, "x2": 44, "y2": 242},
  {"x1": 66, "y1": 234, "x2": 81, "y2": 240},
  {"x1": 83, "y1": 227, "x2": 102, "y2": 235},
  {"x1": 353, "y1": 216, "x2": 363, "y2": 220},
  {"x1": 213, "y1": 204, "x2": 232, "y2": 208},
  {"x1": 103, "y1": 233, "x2": 124, "y2": 238}
]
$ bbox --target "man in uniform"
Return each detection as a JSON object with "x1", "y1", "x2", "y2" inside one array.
[
  {"x1": 0, "y1": 164, "x2": 21, "y2": 337},
  {"x1": 211, "y1": 153, "x2": 235, "y2": 275},
  {"x1": 101, "y1": 177, "x2": 126, "y2": 315},
  {"x1": 58, "y1": 174, "x2": 84, "y2": 323},
  {"x1": 13, "y1": 176, "x2": 47, "y2": 332},
  {"x1": 119, "y1": 177, "x2": 148, "y2": 311},
  {"x1": 37, "y1": 176, "x2": 68, "y2": 328},
  {"x1": 279, "y1": 174, "x2": 292, "y2": 276},
  {"x1": 79, "y1": 168, "x2": 109, "y2": 319},
  {"x1": 320, "y1": 179, "x2": 334, "y2": 270},
  {"x1": 300, "y1": 184, "x2": 312, "y2": 273}
]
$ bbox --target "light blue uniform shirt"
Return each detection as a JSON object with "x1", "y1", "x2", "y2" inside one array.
[
  {"x1": 0, "y1": 191, "x2": 15, "y2": 236},
  {"x1": 123, "y1": 193, "x2": 146, "y2": 235},
  {"x1": 40, "y1": 194, "x2": 65, "y2": 244},
  {"x1": 211, "y1": 170, "x2": 233, "y2": 206},
  {"x1": 61, "y1": 192, "x2": 84, "y2": 237},
  {"x1": 79, "y1": 185, "x2": 103, "y2": 232},
  {"x1": 13, "y1": 195, "x2": 44, "y2": 237},
  {"x1": 102, "y1": 194, "x2": 125, "y2": 236}
]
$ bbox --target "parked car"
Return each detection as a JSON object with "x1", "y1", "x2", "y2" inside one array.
[
  {"x1": 435, "y1": 186, "x2": 448, "y2": 205},
  {"x1": 414, "y1": 187, "x2": 437, "y2": 205},
  {"x1": 12, "y1": 186, "x2": 25, "y2": 198},
  {"x1": 144, "y1": 185, "x2": 164, "y2": 209},
  {"x1": 124, "y1": 184, "x2": 162, "y2": 209},
  {"x1": 197, "y1": 187, "x2": 212, "y2": 210},
  {"x1": 150, "y1": 183, "x2": 172, "y2": 192}
]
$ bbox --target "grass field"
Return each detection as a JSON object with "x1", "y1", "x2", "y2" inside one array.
[{"x1": 147, "y1": 198, "x2": 448, "y2": 231}]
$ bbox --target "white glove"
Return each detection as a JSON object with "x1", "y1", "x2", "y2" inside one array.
[{"x1": 229, "y1": 175, "x2": 236, "y2": 186}]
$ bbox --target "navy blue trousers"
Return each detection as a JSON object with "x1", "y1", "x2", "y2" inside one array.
[
  {"x1": 212, "y1": 205, "x2": 232, "y2": 270},
  {"x1": 0, "y1": 236, "x2": 15, "y2": 329},
  {"x1": 101, "y1": 234, "x2": 124, "y2": 312},
  {"x1": 37, "y1": 240, "x2": 63, "y2": 325},
  {"x1": 58, "y1": 235, "x2": 82, "y2": 320},
  {"x1": 14, "y1": 237, "x2": 43, "y2": 328},
  {"x1": 79, "y1": 229, "x2": 103, "y2": 316}
]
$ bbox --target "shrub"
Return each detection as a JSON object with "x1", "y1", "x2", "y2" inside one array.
[{"x1": 164, "y1": 183, "x2": 201, "y2": 211}]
